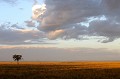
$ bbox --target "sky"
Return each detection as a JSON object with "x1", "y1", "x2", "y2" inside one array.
[{"x1": 0, "y1": 0, "x2": 120, "y2": 61}]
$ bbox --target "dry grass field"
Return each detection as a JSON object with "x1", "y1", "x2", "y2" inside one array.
[{"x1": 0, "y1": 61, "x2": 120, "y2": 79}]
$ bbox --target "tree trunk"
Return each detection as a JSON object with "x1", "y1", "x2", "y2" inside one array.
[{"x1": 17, "y1": 61, "x2": 19, "y2": 65}]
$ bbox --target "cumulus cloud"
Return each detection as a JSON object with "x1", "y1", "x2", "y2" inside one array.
[
  {"x1": 32, "y1": 0, "x2": 102, "y2": 40},
  {"x1": 32, "y1": 2, "x2": 46, "y2": 20},
  {"x1": 39, "y1": 0, "x2": 102, "y2": 31},
  {"x1": 1, "y1": 0, "x2": 120, "y2": 44},
  {"x1": 31, "y1": 0, "x2": 120, "y2": 43}
]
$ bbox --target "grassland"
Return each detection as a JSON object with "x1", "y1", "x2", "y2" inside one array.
[{"x1": 0, "y1": 62, "x2": 120, "y2": 79}]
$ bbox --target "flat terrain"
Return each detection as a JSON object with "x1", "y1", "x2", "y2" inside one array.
[{"x1": 0, "y1": 62, "x2": 120, "y2": 79}]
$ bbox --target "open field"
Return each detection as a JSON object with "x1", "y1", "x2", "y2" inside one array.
[{"x1": 0, "y1": 62, "x2": 120, "y2": 79}]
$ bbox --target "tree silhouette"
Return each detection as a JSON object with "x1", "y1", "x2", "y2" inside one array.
[{"x1": 13, "y1": 54, "x2": 22, "y2": 64}]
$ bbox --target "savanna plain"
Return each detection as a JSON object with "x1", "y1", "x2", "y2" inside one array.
[{"x1": 0, "y1": 62, "x2": 120, "y2": 79}]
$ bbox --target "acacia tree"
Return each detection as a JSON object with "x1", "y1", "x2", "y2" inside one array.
[{"x1": 13, "y1": 54, "x2": 22, "y2": 64}]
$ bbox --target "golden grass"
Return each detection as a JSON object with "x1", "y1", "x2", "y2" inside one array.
[
  {"x1": 0, "y1": 61, "x2": 120, "y2": 69},
  {"x1": 0, "y1": 62, "x2": 120, "y2": 79}
]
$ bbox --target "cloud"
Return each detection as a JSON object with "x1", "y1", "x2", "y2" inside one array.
[
  {"x1": 47, "y1": 29, "x2": 65, "y2": 40},
  {"x1": 88, "y1": 19, "x2": 120, "y2": 43},
  {"x1": 0, "y1": 23, "x2": 46, "y2": 45},
  {"x1": 25, "y1": 20, "x2": 35, "y2": 27},
  {"x1": 102, "y1": 0, "x2": 120, "y2": 13},
  {"x1": 33, "y1": 0, "x2": 120, "y2": 43},
  {"x1": 101, "y1": 0, "x2": 120, "y2": 23},
  {"x1": 32, "y1": 0, "x2": 103, "y2": 40},
  {"x1": 2, "y1": 0, "x2": 120, "y2": 43},
  {"x1": 38, "y1": 0, "x2": 102, "y2": 31},
  {"x1": 63, "y1": 24, "x2": 88, "y2": 39},
  {"x1": 32, "y1": 3, "x2": 46, "y2": 20},
  {"x1": 0, "y1": 0, "x2": 17, "y2": 4}
]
